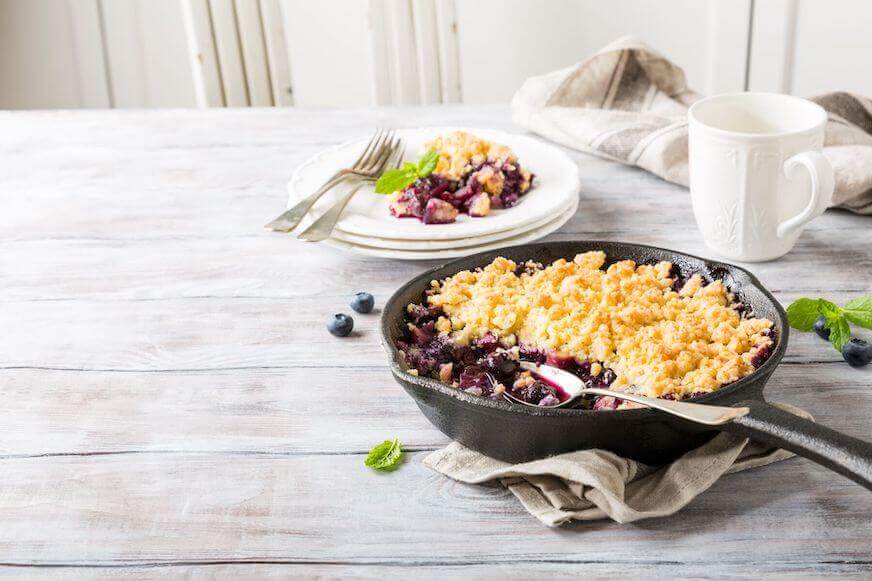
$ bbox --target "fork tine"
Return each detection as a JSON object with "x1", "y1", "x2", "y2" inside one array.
[
  {"x1": 351, "y1": 128, "x2": 383, "y2": 171},
  {"x1": 357, "y1": 129, "x2": 390, "y2": 173},
  {"x1": 385, "y1": 138, "x2": 403, "y2": 171},
  {"x1": 370, "y1": 137, "x2": 398, "y2": 175},
  {"x1": 364, "y1": 130, "x2": 395, "y2": 174}
]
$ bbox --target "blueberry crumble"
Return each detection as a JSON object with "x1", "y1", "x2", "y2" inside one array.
[
  {"x1": 388, "y1": 132, "x2": 534, "y2": 224},
  {"x1": 395, "y1": 252, "x2": 776, "y2": 409}
]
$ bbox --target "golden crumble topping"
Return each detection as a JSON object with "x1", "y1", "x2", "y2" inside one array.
[
  {"x1": 426, "y1": 131, "x2": 518, "y2": 181},
  {"x1": 425, "y1": 252, "x2": 774, "y2": 400}
]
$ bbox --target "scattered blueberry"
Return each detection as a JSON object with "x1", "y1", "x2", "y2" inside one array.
[
  {"x1": 327, "y1": 313, "x2": 354, "y2": 337},
  {"x1": 351, "y1": 292, "x2": 375, "y2": 314},
  {"x1": 813, "y1": 315, "x2": 830, "y2": 340},
  {"x1": 842, "y1": 338, "x2": 872, "y2": 367}
]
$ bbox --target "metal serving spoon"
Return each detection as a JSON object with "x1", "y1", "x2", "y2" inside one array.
[
  {"x1": 503, "y1": 361, "x2": 749, "y2": 426},
  {"x1": 503, "y1": 361, "x2": 872, "y2": 490}
]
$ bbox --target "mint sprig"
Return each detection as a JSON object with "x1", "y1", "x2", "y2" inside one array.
[
  {"x1": 786, "y1": 295, "x2": 872, "y2": 352},
  {"x1": 364, "y1": 438, "x2": 404, "y2": 471},
  {"x1": 374, "y1": 150, "x2": 440, "y2": 194}
]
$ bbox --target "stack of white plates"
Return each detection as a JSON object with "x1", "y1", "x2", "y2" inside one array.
[{"x1": 287, "y1": 128, "x2": 580, "y2": 260}]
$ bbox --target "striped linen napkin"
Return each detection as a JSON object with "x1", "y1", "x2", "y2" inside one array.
[
  {"x1": 512, "y1": 36, "x2": 872, "y2": 214},
  {"x1": 424, "y1": 403, "x2": 812, "y2": 527}
]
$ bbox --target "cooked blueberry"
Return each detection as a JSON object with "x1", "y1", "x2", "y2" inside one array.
[
  {"x1": 327, "y1": 313, "x2": 354, "y2": 337},
  {"x1": 842, "y1": 339, "x2": 872, "y2": 367},
  {"x1": 485, "y1": 350, "x2": 518, "y2": 379},
  {"x1": 351, "y1": 292, "x2": 374, "y2": 314},
  {"x1": 813, "y1": 315, "x2": 830, "y2": 340}
]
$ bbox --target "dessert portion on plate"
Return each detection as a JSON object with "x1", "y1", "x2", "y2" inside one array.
[
  {"x1": 381, "y1": 131, "x2": 534, "y2": 225},
  {"x1": 396, "y1": 251, "x2": 775, "y2": 409}
]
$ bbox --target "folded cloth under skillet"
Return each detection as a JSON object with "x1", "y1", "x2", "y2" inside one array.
[{"x1": 424, "y1": 402, "x2": 812, "y2": 527}]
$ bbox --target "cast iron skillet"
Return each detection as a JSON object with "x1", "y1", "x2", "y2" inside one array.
[{"x1": 381, "y1": 240, "x2": 872, "y2": 490}]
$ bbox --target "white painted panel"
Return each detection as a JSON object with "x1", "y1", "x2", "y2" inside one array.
[
  {"x1": 209, "y1": 0, "x2": 250, "y2": 106},
  {"x1": 259, "y1": 0, "x2": 294, "y2": 106},
  {"x1": 747, "y1": 0, "x2": 796, "y2": 93},
  {"x1": 412, "y1": 0, "x2": 441, "y2": 104},
  {"x1": 789, "y1": 0, "x2": 872, "y2": 96},
  {"x1": 748, "y1": 0, "x2": 872, "y2": 97},
  {"x1": 454, "y1": 0, "x2": 750, "y2": 104},
  {"x1": 0, "y1": 0, "x2": 83, "y2": 109},
  {"x1": 280, "y1": 0, "x2": 374, "y2": 106},
  {"x1": 367, "y1": 0, "x2": 393, "y2": 105},
  {"x1": 100, "y1": 0, "x2": 197, "y2": 108},
  {"x1": 434, "y1": 0, "x2": 461, "y2": 103},
  {"x1": 384, "y1": 0, "x2": 419, "y2": 105},
  {"x1": 182, "y1": 0, "x2": 225, "y2": 107},
  {"x1": 67, "y1": 0, "x2": 112, "y2": 108},
  {"x1": 235, "y1": 0, "x2": 273, "y2": 106}
]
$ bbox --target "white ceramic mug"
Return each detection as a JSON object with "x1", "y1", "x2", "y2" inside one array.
[{"x1": 688, "y1": 93, "x2": 834, "y2": 262}]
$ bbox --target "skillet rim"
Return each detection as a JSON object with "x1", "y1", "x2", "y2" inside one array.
[{"x1": 380, "y1": 240, "x2": 788, "y2": 420}]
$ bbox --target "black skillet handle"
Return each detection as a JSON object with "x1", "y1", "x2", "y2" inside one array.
[{"x1": 722, "y1": 400, "x2": 872, "y2": 491}]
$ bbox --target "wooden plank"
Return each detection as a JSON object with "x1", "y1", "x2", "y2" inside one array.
[
  {"x1": 279, "y1": 0, "x2": 375, "y2": 107},
  {"x1": 0, "y1": 290, "x2": 867, "y2": 375},
  {"x1": 208, "y1": 0, "x2": 250, "y2": 106},
  {"x1": 258, "y1": 0, "x2": 293, "y2": 106},
  {"x1": 1, "y1": 561, "x2": 868, "y2": 579},
  {"x1": 0, "y1": 230, "x2": 869, "y2": 302},
  {"x1": 234, "y1": 0, "x2": 274, "y2": 106},
  {"x1": 705, "y1": 0, "x2": 752, "y2": 93},
  {"x1": 0, "y1": 364, "x2": 868, "y2": 457},
  {"x1": 182, "y1": 0, "x2": 226, "y2": 107},
  {"x1": 434, "y1": 0, "x2": 461, "y2": 103},
  {"x1": 99, "y1": 0, "x2": 198, "y2": 107},
  {"x1": 383, "y1": 0, "x2": 420, "y2": 104},
  {"x1": 411, "y1": 0, "x2": 442, "y2": 105},
  {"x1": 747, "y1": 0, "x2": 797, "y2": 93},
  {"x1": 66, "y1": 0, "x2": 112, "y2": 108},
  {"x1": 0, "y1": 451, "x2": 868, "y2": 566}
]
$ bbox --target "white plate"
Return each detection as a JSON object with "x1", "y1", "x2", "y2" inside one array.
[
  {"x1": 319, "y1": 194, "x2": 578, "y2": 260},
  {"x1": 288, "y1": 127, "x2": 579, "y2": 241},
  {"x1": 330, "y1": 190, "x2": 578, "y2": 250}
]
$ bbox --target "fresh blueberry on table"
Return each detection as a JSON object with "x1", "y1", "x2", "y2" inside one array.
[
  {"x1": 813, "y1": 315, "x2": 830, "y2": 340},
  {"x1": 841, "y1": 338, "x2": 872, "y2": 367},
  {"x1": 351, "y1": 292, "x2": 375, "y2": 314},
  {"x1": 328, "y1": 313, "x2": 354, "y2": 337}
]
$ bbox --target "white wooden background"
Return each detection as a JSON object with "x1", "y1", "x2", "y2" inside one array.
[
  {"x1": 0, "y1": 105, "x2": 870, "y2": 577},
  {"x1": 2, "y1": 0, "x2": 872, "y2": 109}
]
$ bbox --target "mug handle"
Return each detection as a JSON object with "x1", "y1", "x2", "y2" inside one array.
[{"x1": 776, "y1": 151, "x2": 835, "y2": 238}]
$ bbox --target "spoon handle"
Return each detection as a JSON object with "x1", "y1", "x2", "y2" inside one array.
[{"x1": 579, "y1": 387, "x2": 750, "y2": 426}]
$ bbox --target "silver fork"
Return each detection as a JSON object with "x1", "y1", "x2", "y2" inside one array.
[
  {"x1": 264, "y1": 129, "x2": 395, "y2": 233},
  {"x1": 297, "y1": 139, "x2": 404, "y2": 242}
]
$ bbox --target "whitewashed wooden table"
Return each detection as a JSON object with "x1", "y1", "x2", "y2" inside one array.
[{"x1": 1, "y1": 106, "x2": 870, "y2": 578}]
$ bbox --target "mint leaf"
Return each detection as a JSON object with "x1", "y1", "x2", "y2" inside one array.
[
  {"x1": 843, "y1": 295, "x2": 872, "y2": 329},
  {"x1": 818, "y1": 299, "x2": 843, "y2": 319},
  {"x1": 825, "y1": 315, "x2": 851, "y2": 352},
  {"x1": 365, "y1": 438, "x2": 403, "y2": 471},
  {"x1": 417, "y1": 150, "x2": 440, "y2": 177},
  {"x1": 374, "y1": 167, "x2": 418, "y2": 194},
  {"x1": 786, "y1": 298, "x2": 822, "y2": 331}
]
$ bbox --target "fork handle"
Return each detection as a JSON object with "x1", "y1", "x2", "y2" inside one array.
[
  {"x1": 297, "y1": 182, "x2": 368, "y2": 242},
  {"x1": 264, "y1": 170, "x2": 350, "y2": 232}
]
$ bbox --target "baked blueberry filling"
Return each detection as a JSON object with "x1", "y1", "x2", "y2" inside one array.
[
  {"x1": 396, "y1": 254, "x2": 776, "y2": 410},
  {"x1": 390, "y1": 161, "x2": 534, "y2": 224}
]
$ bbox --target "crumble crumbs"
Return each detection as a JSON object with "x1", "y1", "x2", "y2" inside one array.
[{"x1": 424, "y1": 251, "x2": 774, "y2": 400}]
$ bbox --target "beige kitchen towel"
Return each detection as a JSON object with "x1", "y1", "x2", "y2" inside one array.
[
  {"x1": 512, "y1": 36, "x2": 872, "y2": 214},
  {"x1": 424, "y1": 403, "x2": 812, "y2": 527}
]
